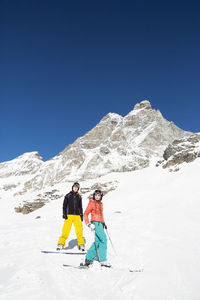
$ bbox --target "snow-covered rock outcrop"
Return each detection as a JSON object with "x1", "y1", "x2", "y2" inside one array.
[{"x1": 157, "y1": 134, "x2": 200, "y2": 171}]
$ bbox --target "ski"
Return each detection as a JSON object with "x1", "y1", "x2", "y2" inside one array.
[
  {"x1": 63, "y1": 263, "x2": 90, "y2": 270},
  {"x1": 63, "y1": 263, "x2": 143, "y2": 272},
  {"x1": 41, "y1": 250, "x2": 86, "y2": 255},
  {"x1": 63, "y1": 263, "x2": 111, "y2": 270}
]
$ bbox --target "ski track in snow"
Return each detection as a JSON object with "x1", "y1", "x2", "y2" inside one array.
[{"x1": 1, "y1": 160, "x2": 200, "y2": 299}]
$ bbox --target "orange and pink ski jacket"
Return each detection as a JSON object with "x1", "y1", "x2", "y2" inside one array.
[{"x1": 84, "y1": 199, "x2": 104, "y2": 225}]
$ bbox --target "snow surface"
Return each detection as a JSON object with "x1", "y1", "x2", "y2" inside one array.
[{"x1": 0, "y1": 160, "x2": 200, "y2": 300}]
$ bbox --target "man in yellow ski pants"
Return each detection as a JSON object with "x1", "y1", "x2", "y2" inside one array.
[{"x1": 57, "y1": 182, "x2": 85, "y2": 251}]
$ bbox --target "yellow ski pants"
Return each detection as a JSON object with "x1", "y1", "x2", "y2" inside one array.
[{"x1": 57, "y1": 215, "x2": 85, "y2": 247}]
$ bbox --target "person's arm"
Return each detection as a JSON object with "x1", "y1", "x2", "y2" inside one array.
[
  {"x1": 101, "y1": 203, "x2": 107, "y2": 229},
  {"x1": 63, "y1": 195, "x2": 68, "y2": 219},
  {"x1": 79, "y1": 195, "x2": 83, "y2": 221},
  {"x1": 83, "y1": 202, "x2": 92, "y2": 225}
]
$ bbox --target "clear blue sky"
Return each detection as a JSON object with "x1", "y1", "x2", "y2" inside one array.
[{"x1": 1, "y1": 0, "x2": 200, "y2": 162}]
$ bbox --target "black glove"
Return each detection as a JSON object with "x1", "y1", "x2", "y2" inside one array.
[
  {"x1": 103, "y1": 222, "x2": 107, "y2": 229},
  {"x1": 63, "y1": 214, "x2": 68, "y2": 219},
  {"x1": 80, "y1": 215, "x2": 83, "y2": 222}
]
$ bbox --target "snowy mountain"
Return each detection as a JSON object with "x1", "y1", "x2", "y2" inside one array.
[{"x1": 0, "y1": 100, "x2": 194, "y2": 198}]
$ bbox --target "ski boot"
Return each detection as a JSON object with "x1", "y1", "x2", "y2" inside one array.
[
  {"x1": 80, "y1": 258, "x2": 93, "y2": 268},
  {"x1": 56, "y1": 244, "x2": 64, "y2": 250},
  {"x1": 100, "y1": 261, "x2": 111, "y2": 268},
  {"x1": 78, "y1": 244, "x2": 85, "y2": 252}
]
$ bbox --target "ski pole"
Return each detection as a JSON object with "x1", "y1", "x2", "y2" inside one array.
[
  {"x1": 93, "y1": 230, "x2": 100, "y2": 261},
  {"x1": 105, "y1": 228, "x2": 117, "y2": 256}
]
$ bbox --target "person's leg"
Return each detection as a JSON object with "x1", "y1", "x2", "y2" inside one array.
[
  {"x1": 85, "y1": 223, "x2": 100, "y2": 261},
  {"x1": 57, "y1": 215, "x2": 73, "y2": 246},
  {"x1": 73, "y1": 215, "x2": 85, "y2": 246},
  {"x1": 95, "y1": 222, "x2": 107, "y2": 261},
  {"x1": 85, "y1": 242, "x2": 97, "y2": 261}
]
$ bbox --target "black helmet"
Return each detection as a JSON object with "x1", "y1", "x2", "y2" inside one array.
[
  {"x1": 72, "y1": 182, "x2": 80, "y2": 190},
  {"x1": 93, "y1": 189, "x2": 103, "y2": 200}
]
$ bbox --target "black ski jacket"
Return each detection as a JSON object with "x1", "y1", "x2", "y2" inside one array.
[{"x1": 63, "y1": 191, "x2": 83, "y2": 221}]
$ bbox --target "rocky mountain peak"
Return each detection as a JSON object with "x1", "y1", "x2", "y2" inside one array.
[
  {"x1": 133, "y1": 100, "x2": 152, "y2": 111},
  {"x1": 101, "y1": 112, "x2": 122, "y2": 121},
  {"x1": 17, "y1": 151, "x2": 43, "y2": 161}
]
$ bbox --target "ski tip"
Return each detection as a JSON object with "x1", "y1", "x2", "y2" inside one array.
[
  {"x1": 41, "y1": 250, "x2": 86, "y2": 255},
  {"x1": 129, "y1": 268, "x2": 144, "y2": 273}
]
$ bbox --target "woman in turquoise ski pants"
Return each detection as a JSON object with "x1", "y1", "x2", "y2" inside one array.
[
  {"x1": 83, "y1": 189, "x2": 108, "y2": 266},
  {"x1": 86, "y1": 221, "x2": 107, "y2": 261}
]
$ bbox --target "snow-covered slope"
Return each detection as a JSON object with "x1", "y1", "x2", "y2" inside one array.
[{"x1": 0, "y1": 160, "x2": 200, "y2": 300}]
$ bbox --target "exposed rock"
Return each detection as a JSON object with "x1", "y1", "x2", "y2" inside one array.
[
  {"x1": 100, "y1": 146, "x2": 111, "y2": 155},
  {"x1": 163, "y1": 152, "x2": 198, "y2": 169},
  {"x1": 133, "y1": 100, "x2": 152, "y2": 110},
  {"x1": 161, "y1": 134, "x2": 200, "y2": 170},
  {"x1": 15, "y1": 200, "x2": 45, "y2": 214},
  {"x1": 156, "y1": 160, "x2": 164, "y2": 167},
  {"x1": 14, "y1": 189, "x2": 63, "y2": 214},
  {"x1": 3, "y1": 184, "x2": 17, "y2": 191},
  {"x1": 80, "y1": 181, "x2": 119, "y2": 198}
]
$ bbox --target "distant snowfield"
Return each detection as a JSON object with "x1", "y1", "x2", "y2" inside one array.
[{"x1": 0, "y1": 160, "x2": 200, "y2": 300}]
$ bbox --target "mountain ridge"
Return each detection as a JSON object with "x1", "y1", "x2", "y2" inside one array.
[{"x1": 0, "y1": 100, "x2": 194, "y2": 195}]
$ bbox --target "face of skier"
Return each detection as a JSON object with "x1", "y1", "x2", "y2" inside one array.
[
  {"x1": 94, "y1": 193, "x2": 101, "y2": 201},
  {"x1": 73, "y1": 185, "x2": 79, "y2": 193}
]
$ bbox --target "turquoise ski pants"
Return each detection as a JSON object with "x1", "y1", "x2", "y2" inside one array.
[{"x1": 86, "y1": 222, "x2": 107, "y2": 262}]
